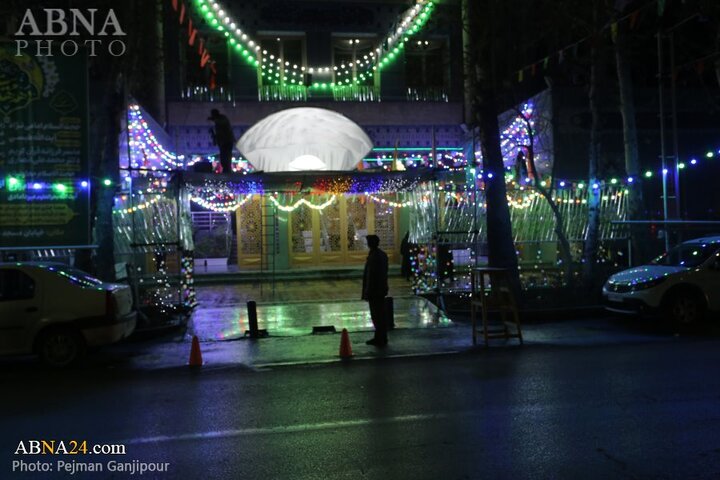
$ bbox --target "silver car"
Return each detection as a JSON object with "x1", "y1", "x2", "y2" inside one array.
[{"x1": 603, "y1": 236, "x2": 720, "y2": 324}]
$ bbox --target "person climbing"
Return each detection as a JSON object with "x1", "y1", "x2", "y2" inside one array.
[{"x1": 208, "y1": 108, "x2": 235, "y2": 174}]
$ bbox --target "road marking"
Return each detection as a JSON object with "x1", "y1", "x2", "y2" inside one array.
[
  {"x1": 123, "y1": 411, "x2": 476, "y2": 445},
  {"x1": 252, "y1": 349, "x2": 461, "y2": 369}
]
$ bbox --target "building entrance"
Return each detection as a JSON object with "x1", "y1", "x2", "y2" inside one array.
[{"x1": 235, "y1": 194, "x2": 399, "y2": 269}]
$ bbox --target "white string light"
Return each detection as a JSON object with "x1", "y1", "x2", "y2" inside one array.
[
  {"x1": 191, "y1": 193, "x2": 254, "y2": 212},
  {"x1": 113, "y1": 196, "x2": 161, "y2": 214},
  {"x1": 365, "y1": 193, "x2": 413, "y2": 208},
  {"x1": 268, "y1": 195, "x2": 336, "y2": 212},
  {"x1": 127, "y1": 105, "x2": 191, "y2": 170}
]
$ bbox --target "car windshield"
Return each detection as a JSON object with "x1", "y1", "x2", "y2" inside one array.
[
  {"x1": 49, "y1": 266, "x2": 104, "y2": 287},
  {"x1": 650, "y1": 243, "x2": 719, "y2": 268}
]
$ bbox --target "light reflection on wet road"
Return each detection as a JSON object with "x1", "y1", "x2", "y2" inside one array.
[{"x1": 190, "y1": 297, "x2": 452, "y2": 340}]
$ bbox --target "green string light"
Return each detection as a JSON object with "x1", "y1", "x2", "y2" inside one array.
[{"x1": 190, "y1": 0, "x2": 436, "y2": 91}]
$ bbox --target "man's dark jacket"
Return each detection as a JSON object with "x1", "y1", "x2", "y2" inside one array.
[
  {"x1": 362, "y1": 248, "x2": 389, "y2": 300},
  {"x1": 211, "y1": 114, "x2": 235, "y2": 146}
]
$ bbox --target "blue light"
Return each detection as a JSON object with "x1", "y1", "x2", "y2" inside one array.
[
  {"x1": 662, "y1": 168, "x2": 668, "y2": 175},
  {"x1": 627, "y1": 177, "x2": 634, "y2": 183},
  {"x1": 592, "y1": 182, "x2": 599, "y2": 189},
  {"x1": 80, "y1": 181, "x2": 89, "y2": 188},
  {"x1": 559, "y1": 181, "x2": 566, "y2": 187},
  {"x1": 32, "y1": 182, "x2": 42, "y2": 190},
  {"x1": 487, "y1": 173, "x2": 494, "y2": 179},
  {"x1": 690, "y1": 159, "x2": 697, "y2": 165}
]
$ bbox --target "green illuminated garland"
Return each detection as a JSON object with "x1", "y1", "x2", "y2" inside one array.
[{"x1": 191, "y1": 0, "x2": 435, "y2": 91}]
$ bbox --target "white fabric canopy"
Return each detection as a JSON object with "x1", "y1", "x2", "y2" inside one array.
[{"x1": 236, "y1": 107, "x2": 373, "y2": 172}]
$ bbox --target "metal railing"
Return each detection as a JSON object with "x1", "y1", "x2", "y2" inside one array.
[
  {"x1": 406, "y1": 87, "x2": 448, "y2": 102},
  {"x1": 259, "y1": 84, "x2": 308, "y2": 102},
  {"x1": 611, "y1": 220, "x2": 720, "y2": 265},
  {"x1": 332, "y1": 85, "x2": 380, "y2": 102},
  {"x1": 179, "y1": 83, "x2": 451, "y2": 103},
  {"x1": 180, "y1": 85, "x2": 234, "y2": 102},
  {"x1": 191, "y1": 212, "x2": 230, "y2": 231}
]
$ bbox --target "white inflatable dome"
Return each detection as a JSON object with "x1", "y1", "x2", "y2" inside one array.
[{"x1": 237, "y1": 107, "x2": 373, "y2": 172}]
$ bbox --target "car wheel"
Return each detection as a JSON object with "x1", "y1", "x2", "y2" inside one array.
[
  {"x1": 36, "y1": 328, "x2": 85, "y2": 368},
  {"x1": 665, "y1": 292, "x2": 706, "y2": 325}
]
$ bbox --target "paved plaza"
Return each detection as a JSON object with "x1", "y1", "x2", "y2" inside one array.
[{"x1": 188, "y1": 276, "x2": 448, "y2": 340}]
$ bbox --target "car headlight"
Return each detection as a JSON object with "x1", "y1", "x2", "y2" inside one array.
[{"x1": 630, "y1": 276, "x2": 668, "y2": 291}]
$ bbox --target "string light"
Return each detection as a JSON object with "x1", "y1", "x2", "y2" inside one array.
[
  {"x1": 113, "y1": 196, "x2": 162, "y2": 214},
  {"x1": 268, "y1": 194, "x2": 336, "y2": 212},
  {"x1": 127, "y1": 104, "x2": 195, "y2": 170},
  {"x1": 507, "y1": 191, "x2": 540, "y2": 209},
  {"x1": 365, "y1": 193, "x2": 413, "y2": 208},
  {"x1": 181, "y1": 252, "x2": 197, "y2": 308},
  {"x1": 191, "y1": 193, "x2": 253, "y2": 212},
  {"x1": 192, "y1": 0, "x2": 435, "y2": 89}
]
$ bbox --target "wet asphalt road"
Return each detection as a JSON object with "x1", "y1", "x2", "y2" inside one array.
[{"x1": 2, "y1": 325, "x2": 720, "y2": 480}]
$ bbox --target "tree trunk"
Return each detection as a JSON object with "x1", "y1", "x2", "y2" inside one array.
[
  {"x1": 122, "y1": 0, "x2": 166, "y2": 124},
  {"x1": 529, "y1": 151, "x2": 574, "y2": 282},
  {"x1": 464, "y1": 0, "x2": 520, "y2": 293},
  {"x1": 78, "y1": 0, "x2": 145, "y2": 280},
  {"x1": 477, "y1": 96, "x2": 520, "y2": 290},
  {"x1": 516, "y1": 109, "x2": 574, "y2": 281},
  {"x1": 461, "y1": 0, "x2": 476, "y2": 127},
  {"x1": 80, "y1": 70, "x2": 124, "y2": 281},
  {"x1": 582, "y1": 2, "x2": 603, "y2": 287},
  {"x1": 149, "y1": 0, "x2": 166, "y2": 125},
  {"x1": 716, "y1": 28, "x2": 720, "y2": 88},
  {"x1": 96, "y1": 81, "x2": 124, "y2": 282},
  {"x1": 77, "y1": 0, "x2": 136, "y2": 280},
  {"x1": 615, "y1": 16, "x2": 647, "y2": 264}
]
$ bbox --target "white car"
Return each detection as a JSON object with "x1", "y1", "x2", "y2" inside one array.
[
  {"x1": 0, "y1": 263, "x2": 137, "y2": 367},
  {"x1": 603, "y1": 236, "x2": 720, "y2": 324}
]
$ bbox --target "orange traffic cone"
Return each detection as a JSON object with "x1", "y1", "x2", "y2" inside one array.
[
  {"x1": 188, "y1": 335, "x2": 203, "y2": 367},
  {"x1": 339, "y1": 328, "x2": 353, "y2": 359}
]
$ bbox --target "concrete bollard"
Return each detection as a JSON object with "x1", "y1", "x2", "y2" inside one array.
[{"x1": 247, "y1": 300, "x2": 259, "y2": 338}]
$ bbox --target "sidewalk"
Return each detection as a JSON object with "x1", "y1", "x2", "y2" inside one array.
[
  {"x1": 94, "y1": 278, "x2": 678, "y2": 371},
  {"x1": 190, "y1": 297, "x2": 451, "y2": 340},
  {"x1": 0, "y1": 277, "x2": 681, "y2": 373}
]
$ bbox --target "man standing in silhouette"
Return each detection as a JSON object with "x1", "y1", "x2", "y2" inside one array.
[
  {"x1": 362, "y1": 234, "x2": 389, "y2": 346},
  {"x1": 208, "y1": 108, "x2": 235, "y2": 174}
]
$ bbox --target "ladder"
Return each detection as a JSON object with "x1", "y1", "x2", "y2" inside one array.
[{"x1": 470, "y1": 267, "x2": 523, "y2": 347}]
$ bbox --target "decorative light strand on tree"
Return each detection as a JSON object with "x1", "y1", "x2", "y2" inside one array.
[{"x1": 181, "y1": 252, "x2": 198, "y2": 309}]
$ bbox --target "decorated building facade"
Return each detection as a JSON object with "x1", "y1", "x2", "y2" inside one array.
[{"x1": 113, "y1": 0, "x2": 720, "y2": 308}]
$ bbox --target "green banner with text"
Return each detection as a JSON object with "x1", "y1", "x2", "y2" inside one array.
[{"x1": 0, "y1": 43, "x2": 90, "y2": 248}]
